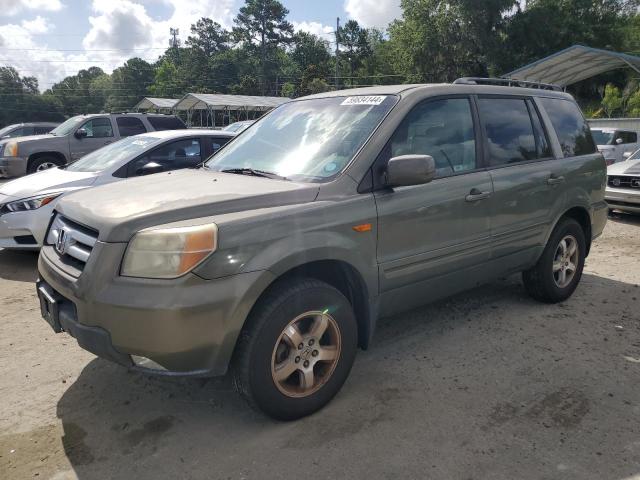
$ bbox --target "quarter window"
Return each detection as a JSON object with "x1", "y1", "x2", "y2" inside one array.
[
  {"x1": 617, "y1": 131, "x2": 638, "y2": 144},
  {"x1": 389, "y1": 98, "x2": 477, "y2": 178},
  {"x1": 116, "y1": 117, "x2": 147, "y2": 137},
  {"x1": 479, "y1": 98, "x2": 541, "y2": 166},
  {"x1": 539, "y1": 98, "x2": 596, "y2": 157},
  {"x1": 81, "y1": 118, "x2": 113, "y2": 138}
]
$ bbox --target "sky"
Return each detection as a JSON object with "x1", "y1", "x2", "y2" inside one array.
[{"x1": 0, "y1": 0, "x2": 402, "y2": 90}]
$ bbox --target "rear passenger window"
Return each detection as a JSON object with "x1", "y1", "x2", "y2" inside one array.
[
  {"x1": 147, "y1": 116, "x2": 186, "y2": 131},
  {"x1": 618, "y1": 131, "x2": 637, "y2": 144},
  {"x1": 539, "y1": 98, "x2": 596, "y2": 157},
  {"x1": 116, "y1": 117, "x2": 147, "y2": 137},
  {"x1": 479, "y1": 98, "x2": 541, "y2": 166},
  {"x1": 389, "y1": 98, "x2": 477, "y2": 178}
]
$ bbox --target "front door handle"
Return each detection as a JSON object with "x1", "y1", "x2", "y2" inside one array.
[
  {"x1": 547, "y1": 175, "x2": 565, "y2": 185},
  {"x1": 465, "y1": 188, "x2": 492, "y2": 202}
]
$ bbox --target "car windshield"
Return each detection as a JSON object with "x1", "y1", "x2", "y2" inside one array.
[
  {"x1": 50, "y1": 116, "x2": 85, "y2": 136},
  {"x1": 591, "y1": 129, "x2": 615, "y2": 145},
  {"x1": 206, "y1": 95, "x2": 397, "y2": 181},
  {"x1": 66, "y1": 135, "x2": 161, "y2": 172},
  {"x1": 0, "y1": 125, "x2": 17, "y2": 137},
  {"x1": 224, "y1": 122, "x2": 252, "y2": 133}
]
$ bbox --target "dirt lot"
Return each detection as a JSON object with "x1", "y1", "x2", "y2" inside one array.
[{"x1": 1, "y1": 203, "x2": 639, "y2": 479}]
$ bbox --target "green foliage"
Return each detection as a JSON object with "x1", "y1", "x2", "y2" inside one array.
[
  {"x1": 186, "y1": 18, "x2": 230, "y2": 56},
  {"x1": 627, "y1": 89, "x2": 640, "y2": 117},
  {"x1": 602, "y1": 84, "x2": 624, "y2": 117},
  {"x1": 280, "y1": 82, "x2": 295, "y2": 97}
]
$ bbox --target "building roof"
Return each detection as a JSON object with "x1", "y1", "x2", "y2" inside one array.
[
  {"x1": 134, "y1": 97, "x2": 180, "y2": 110},
  {"x1": 505, "y1": 45, "x2": 640, "y2": 87},
  {"x1": 174, "y1": 93, "x2": 290, "y2": 111}
]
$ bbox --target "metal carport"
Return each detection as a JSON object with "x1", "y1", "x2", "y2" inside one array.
[
  {"x1": 173, "y1": 93, "x2": 290, "y2": 128},
  {"x1": 505, "y1": 45, "x2": 640, "y2": 87},
  {"x1": 133, "y1": 97, "x2": 180, "y2": 112}
]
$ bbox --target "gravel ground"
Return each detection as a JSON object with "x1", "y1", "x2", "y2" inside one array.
[{"x1": 0, "y1": 203, "x2": 639, "y2": 480}]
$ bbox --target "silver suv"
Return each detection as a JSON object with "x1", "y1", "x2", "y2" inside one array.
[
  {"x1": 0, "y1": 113, "x2": 185, "y2": 177},
  {"x1": 37, "y1": 80, "x2": 608, "y2": 420}
]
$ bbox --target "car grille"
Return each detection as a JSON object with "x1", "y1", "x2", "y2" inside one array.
[
  {"x1": 46, "y1": 214, "x2": 98, "y2": 270},
  {"x1": 608, "y1": 175, "x2": 640, "y2": 190}
]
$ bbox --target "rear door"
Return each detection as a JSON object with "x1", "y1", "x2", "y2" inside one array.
[
  {"x1": 478, "y1": 96, "x2": 561, "y2": 262},
  {"x1": 375, "y1": 96, "x2": 493, "y2": 299},
  {"x1": 115, "y1": 116, "x2": 148, "y2": 137}
]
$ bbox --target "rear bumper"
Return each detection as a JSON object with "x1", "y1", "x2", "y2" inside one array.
[
  {"x1": 37, "y1": 244, "x2": 275, "y2": 376},
  {"x1": 0, "y1": 157, "x2": 28, "y2": 177}
]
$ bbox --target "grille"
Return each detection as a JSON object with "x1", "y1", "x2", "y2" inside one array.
[
  {"x1": 608, "y1": 175, "x2": 640, "y2": 190},
  {"x1": 46, "y1": 214, "x2": 98, "y2": 269}
]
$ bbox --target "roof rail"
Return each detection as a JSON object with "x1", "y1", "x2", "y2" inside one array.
[{"x1": 453, "y1": 77, "x2": 563, "y2": 92}]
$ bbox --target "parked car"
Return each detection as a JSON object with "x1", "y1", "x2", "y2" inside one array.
[
  {"x1": 0, "y1": 122, "x2": 59, "y2": 140},
  {"x1": 0, "y1": 113, "x2": 186, "y2": 178},
  {"x1": 591, "y1": 127, "x2": 639, "y2": 165},
  {"x1": 605, "y1": 147, "x2": 640, "y2": 214},
  {"x1": 0, "y1": 129, "x2": 234, "y2": 249},
  {"x1": 36, "y1": 80, "x2": 607, "y2": 420},
  {"x1": 223, "y1": 120, "x2": 255, "y2": 134}
]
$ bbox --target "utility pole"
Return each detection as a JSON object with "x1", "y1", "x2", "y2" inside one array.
[{"x1": 335, "y1": 17, "x2": 340, "y2": 90}]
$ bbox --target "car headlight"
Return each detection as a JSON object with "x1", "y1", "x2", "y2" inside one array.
[
  {"x1": 3, "y1": 141, "x2": 18, "y2": 157},
  {"x1": 3, "y1": 193, "x2": 61, "y2": 213},
  {"x1": 121, "y1": 222, "x2": 218, "y2": 279}
]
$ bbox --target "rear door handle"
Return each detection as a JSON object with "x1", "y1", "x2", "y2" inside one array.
[
  {"x1": 465, "y1": 188, "x2": 492, "y2": 202},
  {"x1": 547, "y1": 175, "x2": 565, "y2": 185}
]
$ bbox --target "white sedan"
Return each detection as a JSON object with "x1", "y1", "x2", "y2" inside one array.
[
  {"x1": 605, "y1": 148, "x2": 640, "y2": 214},
  {"x1": 0, "y1": 129, "x2": 234, "y2": 249}
]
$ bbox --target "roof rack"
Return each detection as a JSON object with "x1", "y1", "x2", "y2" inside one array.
[{"x1": 453, "y1": 77, "x2": 563, "y2": 92}]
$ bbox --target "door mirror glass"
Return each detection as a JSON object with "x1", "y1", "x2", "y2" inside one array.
[
  {"x1": 136, "y1": 161, "x2": 164, "y2": 176},
  {"x1": 616, "y1": 137, "x2": 624, "y2": 145},
  {"x1": 386, "y1": 155, "x2": 436, "y2": 188},
  {"x1": 74, "y1": 128, "x2": 88, "y2": 139}
]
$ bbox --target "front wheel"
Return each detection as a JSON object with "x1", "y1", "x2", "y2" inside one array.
[
  {"x1": 522, "y1": 218, "x2": 586, "y2": 303},
  {"x1": 28, "y1": 156, "x2": 62, "y2": 174},
  {"x1": 232, "y1": 278, "x2": 358, "y2": 420}
]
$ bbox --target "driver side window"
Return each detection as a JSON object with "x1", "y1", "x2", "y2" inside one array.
[
  {"x1": 81, "y1": 118, "x2": 113, "y2": 138},
  {"x1": 389, "y1": 98, "x2": 477, "y2": 179}
]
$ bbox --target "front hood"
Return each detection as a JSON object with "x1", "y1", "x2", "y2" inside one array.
[
  {"x1": 0, "y1": 134, "x2": 55, "y2": 146},
  {"x1": 56, "y1": 169, "x2": 320, "y2": 242},
  {"x1": 0, "y1": 167, "x2": 98, "y2": 199},
  {"x1": 608, "y1": 159, "x2": 640, "y2": 175}
]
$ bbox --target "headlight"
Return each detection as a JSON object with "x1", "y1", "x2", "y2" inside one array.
[
  {"x1": 4, "y1": 141, "x2": 18, "y2": 157},
  {"x1": 3, "y1": 193, "x2": 61, "y2": 213},
  {"x1": 121, "y1": 222, "x2": 218, "y2": 279}
]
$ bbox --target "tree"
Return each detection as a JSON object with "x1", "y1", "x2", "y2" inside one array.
[
  {"x1": 291, "y1": 31, "x2": 331, "y2": 74},
  {"x1": 107, "y1": 58, "x2": 155, "y2": 111},
  {"x1": 338, "y1": 20, "x2": 371, "y2": 84},
  {"x1": 280, "y1": 81, "x2": 295, "y2": 97},
  {"x1": 602, "y1": 83, "x2": 623, "y2": 117},
  {"x1": 186, "y1": 18, "x2": 230, "y2": 56},
  {"x1": 233, "y1": 0, "x2": 294, "y2": 94},
  {"x1": 149, "y1": 59, "x2": 182, "y2": 98},
  {"x1": 627, "y1": 88, "x2": 640, "y2": 117}
]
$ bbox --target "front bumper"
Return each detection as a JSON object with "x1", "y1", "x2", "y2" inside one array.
[
  {"x1": 0, "y1": 204, "x2": 54, "y2": 249},
  {"x1": 605, "y1": 187, "x2": 640, "y2": 214},
  {"x1": 37, "y1": 243, "x2": 275, "y2": 376},
  {"x1": 0, "y1": 156, "x2": 28, "y2": 178}
]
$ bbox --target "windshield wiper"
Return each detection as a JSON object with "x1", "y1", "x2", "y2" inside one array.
[{"x1": 221, "y1": 168, "x2": 289, "y2": 181}]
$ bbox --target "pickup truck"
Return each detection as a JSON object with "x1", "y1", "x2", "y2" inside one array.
[{"x1": 0, "y1": 113, "x2": 185, "y2": 177}]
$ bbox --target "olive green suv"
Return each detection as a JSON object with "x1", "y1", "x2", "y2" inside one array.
[{"x1": 36, "y1": 79, "x2": 607, "y2": 420}]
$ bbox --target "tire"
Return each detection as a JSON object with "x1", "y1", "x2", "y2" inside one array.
[
  {"x1": 232, "y1": 278, "x2": 358, "y2": 420},
  {"x1": 28, "y1": 156, "x2": 62, "y2": 174},
  {"x1": 522, "y1": 218, "x2": 586, "y2": 303}
]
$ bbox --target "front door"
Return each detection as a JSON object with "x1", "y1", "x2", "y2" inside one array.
[
  {"x1": 69, "y1": 117, "x2": 116, "y2": 161},
  {"x1": 374, "y1": 97, "x2": 493, "y2": 313}
]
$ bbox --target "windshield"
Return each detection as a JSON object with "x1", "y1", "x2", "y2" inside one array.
[
  {"x1": 224, "y1": 122, "x2": 251, "y2": 133},
  {"x1": 206, "y1": 96, "x2": 397, "y2": 181},
  {"x1": 50, "y1": 116, "x2": 85, "y2": 136},
  {"x1": 0, "y1": 125, "x2": 17, "y2": 137},
  {"x1": 66, "y1": 135, "x2": 161, "y2": 172},
  {"x1": 591, "y1": 129, "x2": 615, "y2": 146}
]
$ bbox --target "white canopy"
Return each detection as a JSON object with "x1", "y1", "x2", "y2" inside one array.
[
  {"x1": 133, "y1": 97, "x2": 180, "y2": 110},
  {"x1": 505, "y1": 45, "x2": 640, "y2": 87},
  {"x1": 174, "y1": 93, "x2": 290, "y2": 111}
]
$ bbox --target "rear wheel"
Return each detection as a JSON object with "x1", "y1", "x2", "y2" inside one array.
[
  {"x1": 232, "y1": 278, "x2": 357, "y2": 420},
  {"x1": 522, "y1": 218, "x2": 586, "y2": 303},
  {"x1": 28, "y1": 156, "x2": 62, "y2": 174}
]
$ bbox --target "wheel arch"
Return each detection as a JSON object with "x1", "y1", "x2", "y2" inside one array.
[
  {"x1": 27, "y1": 151, "x2": 68, "y2": 171},
  {"x1": 559, "y1": 206, "x2": 592, "y2": 256}
]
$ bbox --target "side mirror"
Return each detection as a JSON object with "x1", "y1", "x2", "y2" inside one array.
[
  {"x1": 386, "y1": 155, "x2": 436, "y2": 188},
  {"x1": 74, "y1": 128, "x2": 88, "y2": 139},
  {"x1": 136, "y1": 161, "x2": 164, "y2": 176},
  {"x1": 615, "y1": 137, "x2": 624, "y2": 145}
]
